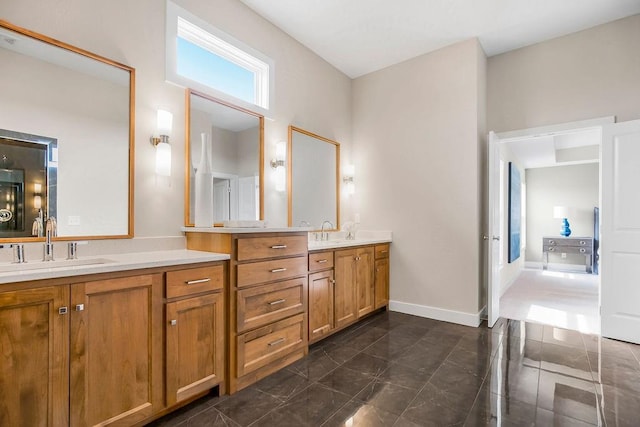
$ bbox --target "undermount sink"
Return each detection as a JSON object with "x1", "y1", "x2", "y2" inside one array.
[{"x1": 0, "y1": 258, "x2": 115, "y2": 273}]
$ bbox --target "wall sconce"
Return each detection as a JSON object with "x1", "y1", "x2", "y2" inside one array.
[
  {"x1": 271, "y1": 141, "x2": 286, "y2": 192},
  {"x1": 151, "y1": 109, "x2": 172, "y2": 176},
  {"x1": 33, "y1": 183, "x2": 42, "y2": 210},
  {"x1": 343, "y1": 164, "x2": 355, "y2": 195}
]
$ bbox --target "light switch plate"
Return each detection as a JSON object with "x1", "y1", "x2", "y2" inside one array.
[{"x1": 67, "y1": 216, "x2": 81, "y2": 226}]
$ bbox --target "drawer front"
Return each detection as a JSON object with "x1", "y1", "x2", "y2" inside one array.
[
  {"x1": 375, "y1": 244, "x2": 390, "y2": 259},
  {"x1": 237, "y1": 235, "x2": 308, "y2": 261},
  {"x1": 237, "y1": 256, "x2": 307, "y2": 288},
  {"x1": 166, "y1": 265, "x2": 224, "y2": 299},
  {"x1": 544, "y1": 245, "x2": 593, "y2": 255},
  {"x1": 237, "y1": 277, "x2": 307, "y2": 332},
  {"x1": 237, "y1": 313, "x2": 305, "y2": 377},
  {"x1": 543, "y1": 238, "x2": 592, "y2": 247},
  {"x1": 309, "y1": 251, "x2": 334, "y2": 272}
]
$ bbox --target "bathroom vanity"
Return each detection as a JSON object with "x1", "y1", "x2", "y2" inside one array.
[
  {"x1": 0, "y1": 250, "x2": 228, "y2": 426},
  {"x1": 185, "y1": 228, "x2": 391, "y2": 393}
]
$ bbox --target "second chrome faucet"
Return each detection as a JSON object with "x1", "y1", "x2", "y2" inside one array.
[{"x1": 43, "y1": 217, "x2": 57, "y2": 261}]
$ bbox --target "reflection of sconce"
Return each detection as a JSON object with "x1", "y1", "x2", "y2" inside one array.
[
  {"x1": 271, "y1": 141, "x2": 286, "y2": 192},
  {"x1": 33, "y1": 183, "x2": 42, "y2": 209},
  {"x1": 343, "y1": 164, "x2": 355, "y2": 195},
  {"x1": 151, "y1": 109, "x2": 172, "y2": 176}
]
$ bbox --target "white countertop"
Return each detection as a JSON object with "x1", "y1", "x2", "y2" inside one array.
[
  {"x1": 308, "y1": 230, "x2": 392, "y2": 251},
  {"x1": 183, "y1": 226, "x2": 312, "y2": 234},
  {"x1": 0, "y1": 249, "x2": 229, "y2": 285}
]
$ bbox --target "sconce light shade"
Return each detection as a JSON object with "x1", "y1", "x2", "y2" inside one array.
[
  {"x1": 271, "y1": 141, "x2": 286, "y2": 191},
  {"x1": 34, "y1": 195, "x2": 42, "y2": 210},
  {"x1": 155, "y1": 141, "x2": 172, "y2": 176},
  {"x1": 157, "y1": 109, "x2": 173, "y2": 135},
  {"x1": 33, "y1": 183, "x2": 43, "y2": 209},
  {"x1": 343, "y1": 164, "x2": 355, "y2": 195}
]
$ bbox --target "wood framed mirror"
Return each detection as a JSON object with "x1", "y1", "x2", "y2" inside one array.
[
  {"x1": 185, "y1": 89, "x2": 264, "y2": 226},
  {"x1": 288, "y1": 126, "x2": 340, "y2": 229},
  {"x1": 0, "y1": 20, "x2": 135, "y2": 242}
]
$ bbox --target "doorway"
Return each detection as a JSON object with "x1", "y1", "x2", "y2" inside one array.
[{"x1": 487, "y1": 117, "x2": 612, "y2": 334}]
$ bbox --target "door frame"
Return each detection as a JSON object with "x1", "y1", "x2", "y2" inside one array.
[{"x1": 486, "y1": 116, "x2": 614, "y2": 327}]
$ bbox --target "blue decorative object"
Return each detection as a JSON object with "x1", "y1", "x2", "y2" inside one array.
[
  {"x1": 508, "y1": 162, "x2": 521, "y2": 263},
  {"x1": 560, "y1": 218, "x2": 571, "y2": 237}
]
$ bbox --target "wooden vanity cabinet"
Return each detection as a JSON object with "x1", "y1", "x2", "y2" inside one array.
[
  {"x1": 0, "y1": 286, "x2": 70, "y2": 427},
  {"x1": 0, "y1": 261, "x2": 227, "y2": 427},
  {"x1": 334, "y1": 246, "x2": 375, "y2": 327},
  {"x1": 186, "y1": 231, "x2": 309, "y2": 394},
  {"x1": 374, "y1": 244, "x2": 390, "y2": 309},
  {"x1": 308, "y1": 251, "x2": 335, "y2": 341},
  {"x1": 165, "y1": 265, "x2": 226, "y2": 406}
]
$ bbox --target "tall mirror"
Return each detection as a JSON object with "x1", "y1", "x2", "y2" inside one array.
[
  {"x1": 185, "y1": 89, "x2": 264, "y2": 226},
  {"x1": 0, "y1": 20, "x2": 134, "y2": 241},
  {"x1": 288, "y1": 126, "x2": 339, "y2": 229}
]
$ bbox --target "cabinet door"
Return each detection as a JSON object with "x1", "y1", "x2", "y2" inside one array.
[
  {"x1": 375, "y1": 258, "x2": 389, "y2": 309},
  {"x1": 0, "y1": 286, "x2": 69, "y2": 427},
  {"x1": 166, "y1": 292, "x2": 225, "y2": 405},
  {"x1": 308, "y1": 269, "x2": 334, "y2": 341},
  {"x1": 334, "y1": 249, "x2": 357, "y2": 328},
  {"x1": 70, "y1": 274, "x2": 162, "y2": 427},
  {"x1": 356, "y1": 247, "x2": 375, "y2": 318}
]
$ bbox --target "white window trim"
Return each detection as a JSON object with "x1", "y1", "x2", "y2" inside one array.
[{"x1": 166, "y1": 1, "x2": 274, "y2": 116}]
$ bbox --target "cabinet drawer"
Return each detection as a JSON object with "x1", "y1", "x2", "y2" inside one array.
[
  {"x1": 237, "y1": 277, "x2": 307, "y2": 332},
  {"x1": 543, "y1": 238, "x2": 592, "y2": 247},
  {"x1": 544, "y1": 245, "x2": 593, "y2": 255},
  {"x1": 237, "y1": 314, "x2": 305, "y2": 377},
  {"x1": 166, "y1": 265, "x2": 224, "y2": 299},
  {"x1": 237, "y1": 256, "x2": 307, "y2": 288},
  {"x1": 237, "y1": 235, "x2": 308, "y2": 261},
  {"x1": 309, "y1": 251, "x2": 334, "y2": 272},
  {"x1": 375, "y1": 244, "x2": 390, "y2": 259}
]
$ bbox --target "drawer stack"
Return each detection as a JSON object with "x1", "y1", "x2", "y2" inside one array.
[{"x1": 231, "y1": 233, "x2": 308, "y2": 392}]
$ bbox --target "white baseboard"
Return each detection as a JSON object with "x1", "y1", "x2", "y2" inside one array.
[
  {"x1": 389, "y1": 300, "x2": 484, "y2": 327},
  {"x1": 525, "y1": 261, "x2": 589, "y2": 272}
]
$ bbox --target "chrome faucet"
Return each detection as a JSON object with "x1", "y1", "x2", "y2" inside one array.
[
  {"x1": 43, "y1": 217, "x2": 57, "y2": 261},
  {"x1": 321, "y1": 220, "x2": 334, "y2": 241}
]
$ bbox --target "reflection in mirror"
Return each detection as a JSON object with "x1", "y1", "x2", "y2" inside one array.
[
  {"x1": 0, "y1": 129, "x2": 57, "y2": 239},
  {"x1": 186, "y1": 90, "x2": 264, "y2": 226},
  {"x1": 288, "y1": 126, "x2": 339, "y2": 229},
  {"x1": 0, "y1": 20, "x2": 134, "y2": 241}
]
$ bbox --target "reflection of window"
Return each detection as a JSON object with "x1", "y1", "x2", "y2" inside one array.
[{"x1": 166, "y1": 2, "x2": 273, "y2": 114}]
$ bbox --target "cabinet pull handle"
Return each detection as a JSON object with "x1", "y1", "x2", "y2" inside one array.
[
  {"x1": 580, "y1": 248, "x2": 586, "y2": 253},
  {"x1": 317, "y1": 259, "x2": 328, "y2": 263},
  {"x1": 270, "y1": 268, "x2": 287, "y2": 273},
  {"x1": 355, "y1": 256, "x2": 361, "y2": 261},
  {"x1": 75, "y1": 304, "x2": 84, "y2": 312},
  {"x1": 268, "y1": 299, "x2": 286, "y2": 306},
  {"x1": 549, "y1": 240, "x2": 555, "y2": 245},
  {"x1": 271, "y1": 245, "x2": 287, "y2": 249},
  {"x1": 170, "y1": 319, "x2": 177, "y2": 326},
  {"x1": 549, "y1": 247, "x2": 555, "y2": 252},
  {"x1": 380, "y1": 250, "x2": 388, "y2": 254},
  {"x1": 580, "y1": 241, "x2": 586, "y2": 245},
  {"x1": 186, "y1": 278, "x2": 211, "y2": 285},
  {"x1": 331, "y1": 279, "x2": 336, "y2": 285},
  {"x1": 58, "y1": 307, "x2": 68, "y2": 315},
  {"x1": 268, "y1": 337, "x2": 285, "y2": 347}
]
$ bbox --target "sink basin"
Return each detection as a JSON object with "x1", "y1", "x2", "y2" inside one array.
[{"x1": 0, "y1": 258, "x2": 115, "y2": 273}]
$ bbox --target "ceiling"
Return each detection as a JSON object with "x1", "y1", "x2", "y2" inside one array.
[
  {"x1": 507, "y1": 129, "x2": 601, "y2": 170},
  {"x1": 240, "y1": 0, "x2": 640, "y2": 78}
]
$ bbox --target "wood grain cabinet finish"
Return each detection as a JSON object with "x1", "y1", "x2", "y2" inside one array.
[
  {"x1": 0, "y1": 286, "x2": 70, "y2": 427},
  {"x1": 236, "y1": 256, "x2": 307, "y2": 288},
  {"x1": 237, "y1": 235, "x2": 307, "y2": 261},
  {"x1": 374, "y1": 244, "x2": 390, "y2": 309},
  {"x1": 334, "y1": 249, "x2": 359, "y2": 329},
  {"x1": 308, "y1": 269, "x2": 334, "y2": 341},
  {"x1": 309, "y1": 251, "x2": 334, "y2": 272},
  {"x1": 165, "y1": 264, "x2": 225, "y2": 406},
  {"x1": 355, "y1": 247, "x2": 375, "y2": 318},
  {"x1": 70, "y1": 274, "x2": 163, "y2": 427}
]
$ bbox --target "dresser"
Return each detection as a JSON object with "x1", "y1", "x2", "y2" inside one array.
[{"x1": 542, "y1": 236, "x2": 594, "y2": 273}]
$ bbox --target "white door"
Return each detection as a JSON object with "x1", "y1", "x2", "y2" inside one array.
[
  {"x1": 238, "y1": 176, "x2": 258, "y2": 220},
  {"x1": 213, "y1": 179, "x2": 230, "y2": 222},
  {"x1": 487, "y1": 131, "x2": 502, "y2": 327},
  {"x1": 601, "y1": 120, "x2": 640, "y2": 344}
]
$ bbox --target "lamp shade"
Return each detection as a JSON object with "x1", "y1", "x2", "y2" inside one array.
[
  {"x1": 553, "y1": 206, "x2": 570, "y2": 219},
  {"x1": 155, "y1": 141, "x2": 171, "y2": 176},
  {"x1": 157, "y1": 109, "x2": 173, "y2": 135}
]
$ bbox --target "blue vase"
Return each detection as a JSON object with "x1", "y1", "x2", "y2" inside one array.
[{"x1": 560, "y1": 218, "x2": 571, "y2": 237}]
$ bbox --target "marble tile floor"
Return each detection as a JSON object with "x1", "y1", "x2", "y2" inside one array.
[
  {"x1": 148, "y1": 310, "x2": 640, "y2": 427},
  {"x1": 500, "y1": 268, "x2": 600, "y2": 335}
]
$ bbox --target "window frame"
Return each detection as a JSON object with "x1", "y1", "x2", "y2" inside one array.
[{"x1": 166, "y1": 1, "x2": 274, "y2": 116}]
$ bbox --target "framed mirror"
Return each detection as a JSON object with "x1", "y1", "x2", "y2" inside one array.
[
  {"x1": 288, "y1": 126, "x2": 340, "y2": 229},
  {"x1": 0, "y1": 20, "x2": 135, "y2": 242},
  {"x1": 185, "y1": 89, "x2": 264, "y2": 226}
]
